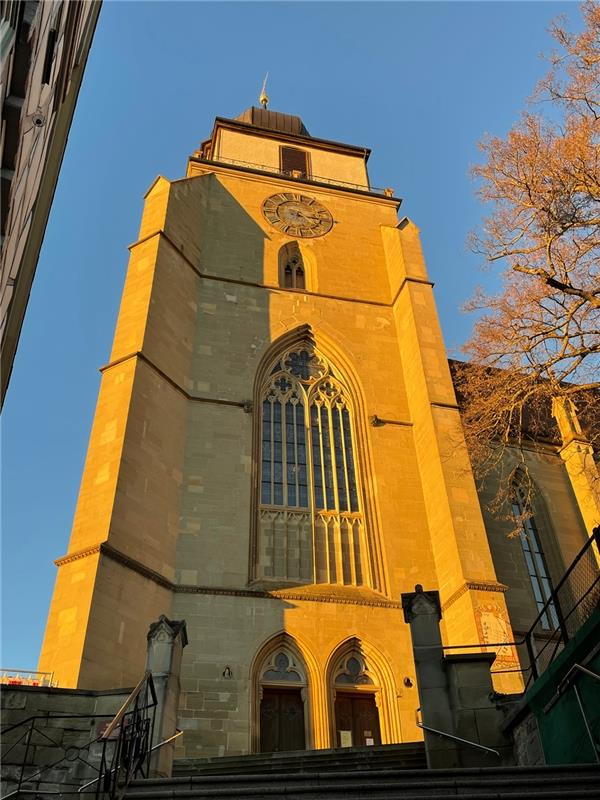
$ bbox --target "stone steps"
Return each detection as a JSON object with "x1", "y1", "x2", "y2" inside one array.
[
  {"x1": 127, "y1": 763, "x2": 600, "y2": 799},
  {"x1": 172, "y1": 743, "x2": 427, "y2": 776}
]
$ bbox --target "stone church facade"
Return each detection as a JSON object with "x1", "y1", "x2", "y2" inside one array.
[{"x1": 38, "y1": 108, "x2": 597, "y2": 759}]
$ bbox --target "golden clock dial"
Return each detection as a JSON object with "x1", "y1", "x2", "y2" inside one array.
[{"x1": 262, "y1": 193, "x2": 333, "y2": 238}]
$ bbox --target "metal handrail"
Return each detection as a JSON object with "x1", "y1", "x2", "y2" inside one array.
[
  {"x1": 415, "y1": 707, "x2": 501, "y2": 759},
  {"x1": 77, "y1": 730, "x2": 183, "y2": 792},
  {"x1": 1, "y1": 721, "x2": 111, "y2": 799},
  {"x1": 102, "y1": 670, "x2": 155, "y2": 739},
  {"x1": 559, "y1": 662, "x2": 600, "y2": 687},
  {"x1": 0, "y1": 668, "x2": 54, "y2": 681},
  {"x1": 2, "y1": 712, "x2": 116, "y2": 736},
  {"x1": 545, "y1": 662, "x2": 600, "y2": 711},
  {"x1": 1, "y1": 672, "x2": 158, "y2": 799},
  {"x1": 544, "y1": 663, "x2": 600, "y2": 764},
  {"x1": 195, "y1": 154, "x2": 390, "y2": 195}
]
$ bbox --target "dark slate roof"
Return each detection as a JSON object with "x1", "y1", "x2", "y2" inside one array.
[{"x1": 235, "y1": 107, "x2": 311, "y2": 137}]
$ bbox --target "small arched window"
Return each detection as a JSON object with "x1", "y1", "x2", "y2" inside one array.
[
  {"x1": 279, "y1": 243, "x2": 306, "y2": 290},
  {"x1": 512, "y1": 473, "x2": 558, "y2": 630}
]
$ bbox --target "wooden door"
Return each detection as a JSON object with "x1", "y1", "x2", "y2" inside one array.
[
  {"x1": 260, "y1": 687, "x2": 306, "y2": 753},
  {"x1": 334, "y1": 691, "x2": 381, "y2": 748}
]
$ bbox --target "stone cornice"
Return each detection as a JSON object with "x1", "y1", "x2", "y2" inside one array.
[
  {"x1": 101, "y1": 542, "x2": 173, "y2": 590},
  {"x1": 268, "y1": 590, "x2": 401, "y2": 609},
  {"x1": 54, "y1": 544, "x2": 101, "y2": 566},
  {"x1": 99, "y1": 349, "x2": 248, "y2": 410},
  {"x1": 441, "y1": 580, "x2": 509, "y2": 612},
  {"x1": 558, "y1": 436, "x2": 594, "y2": 456},
  {"x1": 54, "y1": 542, "x2": 402, "y2": 608},
  {"x1": 126, "y1": 228, "x2": 427, "y2": 311}
]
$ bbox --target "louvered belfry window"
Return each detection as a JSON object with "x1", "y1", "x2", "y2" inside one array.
[
  {"x1": 283, "y1": 255, "x2": 305, "y2": 290},
  {"x1": 280, "y1": 147, "x2": 309, "y2": 178}
]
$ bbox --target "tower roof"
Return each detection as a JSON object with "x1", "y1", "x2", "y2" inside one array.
[{"x1": 234, "y1": 107, "x2": 311, "y2": 137}]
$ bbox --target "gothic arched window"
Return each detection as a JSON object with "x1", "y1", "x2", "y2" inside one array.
[
  {"x1": 334, "y1": 652, "x2": 373, "y2": 686},
  {"x1": 261, "y1": 650, "x2": 305, "y2": 685},
  {"x1": 279, "y1": 243, "x2": 306, "y2": 290},
  {"x1": 257, "y1": 344, "x2": 365, "y2": 586},
  {"x1": 512, "y1": 474, "x2": 558, "y2": 630}
]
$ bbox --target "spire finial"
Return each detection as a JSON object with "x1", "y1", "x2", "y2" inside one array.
[{"x1": 259, "y1": 73, "x2": 269, "y2": 109}]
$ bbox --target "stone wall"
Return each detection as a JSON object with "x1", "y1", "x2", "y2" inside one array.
[
  {"x1": 509, "y1": 706, "x2": 546, "y2": 766},
  {"x1": 1, "y1": 684, "x2": 131, "y2": 797}
]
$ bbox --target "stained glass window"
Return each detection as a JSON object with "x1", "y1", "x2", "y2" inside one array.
[
  {"x1": 512, "y1": 479, "x2": 558, "y2": 630},
  {"x1": 259, "y1": 349, "x2": 361, "y2": 515}
]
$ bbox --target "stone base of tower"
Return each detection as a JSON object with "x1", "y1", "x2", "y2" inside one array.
[{"x1": 441, "y1": 586, "x2": 523, "y2": 696}]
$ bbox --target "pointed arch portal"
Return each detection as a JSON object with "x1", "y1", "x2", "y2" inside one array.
[{"x1": 252, "y1": 634, "x2": 314, "y2": 753}]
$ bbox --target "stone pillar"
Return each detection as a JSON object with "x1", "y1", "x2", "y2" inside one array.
[
  {"x1": 401, "y1": 585, "x2": 460, "y2": 768},
  {"x1": 384, "y1": 221, "x2": 521, "y2": 694},
  {"x1": 146, "y1": 615, "x2": 188, "y2": 778},
  {"x1": 444, "y1": 653, "x2": 513, "y2": 766},
  {"x1": 552, "y1": 397, "x2": 600, "y2": 554},
  {"x1": 404, "y1": 585, "x2": 516, "y2": 767}
]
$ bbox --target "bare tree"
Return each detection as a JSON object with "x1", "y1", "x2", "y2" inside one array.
[{"x1": 455, "y1": 2, "x2": 600, "y2": 519}]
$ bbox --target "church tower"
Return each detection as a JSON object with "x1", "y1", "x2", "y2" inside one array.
[{"x1": 39, "y1": 106, "x2": 520, "y2": 756}]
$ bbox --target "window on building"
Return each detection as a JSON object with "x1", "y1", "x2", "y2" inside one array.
[
  {"x1": 280, "y1": 147, "x2": 309, "y2": 178},
  {"x1": 41, "y1": 28, "x2": 58, "y2": 85},
  {"x1": 334, "y1": 652, "x2": 373, "y2": 686},
  {"x1": 257, "y1": 344, "x2": 365, "y2": 585},
  {"x1": 279, "y1": 243, "x2": 306, "y2": 290},
  {"x1": 512, "y1": 477, "x2": 559, "y2": 630}
]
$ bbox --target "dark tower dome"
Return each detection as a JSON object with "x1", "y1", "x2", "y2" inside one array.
[{"x1": 235, "y1": 106, "x2": 311, "y2": 137}]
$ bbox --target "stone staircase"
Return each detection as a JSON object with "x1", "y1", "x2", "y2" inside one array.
[
  {"x1": 172, "y1": 742, "x2": 427, "y2": 776},
  {"x1": 126, "y1": 745, "x2": 600, "y2": 799}
]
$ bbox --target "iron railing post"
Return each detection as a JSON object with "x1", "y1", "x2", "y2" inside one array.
[
  {"x1": 525, "y1": 632, "x2": 539, "y2": 681},
  {"x1": 18, "y1": 719, "x2": 34, "y2": 793},
  {"x1": 552, "y1": 588, "x2": 570, "y2": 645}
]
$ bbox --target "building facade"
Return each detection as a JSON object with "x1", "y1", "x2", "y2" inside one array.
[
  {"x1": 0, "y1": 0, "x2": 102, "y2": 405},
  {"x1": 38, "y1": 108, "x2": 596, "y2": 759}
]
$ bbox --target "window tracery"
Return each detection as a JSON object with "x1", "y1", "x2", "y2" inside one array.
[
  {"x1": 261, "y1": 650, "x2": 305, "y2": 684},
  {"x1": 257, "y1": 343, "x2": 366, "y2": 586},
  {"x1": 279, "y1": 243, "x2": 306, "y2": 290},
  {"x1": 334, "y1": 652, "x2": 373, "y2": 686}
]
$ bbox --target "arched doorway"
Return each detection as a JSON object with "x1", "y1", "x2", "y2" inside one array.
[
  {"x1": 258, "y1": 646, "x2": 308, "y2": 753},
  {"x1": 332, "y1": 649, "x2": 381, "y2": 748}
]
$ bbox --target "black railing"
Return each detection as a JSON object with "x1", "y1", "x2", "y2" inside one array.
[
  {"x1": 1, "y1": 671, "x2": 157, "y2": 799},
  {"x1": 443, "y1": 526, "x2": 600, "y2": 688},
  {"x1": 194, "y1": 154, "x2": 393, "y2": 196}
]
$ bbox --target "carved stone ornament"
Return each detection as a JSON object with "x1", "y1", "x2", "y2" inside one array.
[
  {"x1": 147, "y1": 614, "x2": 188, "y2": 647},
  {"x1": 401, "y1": 585, "x2": 442, "y2": 623}
]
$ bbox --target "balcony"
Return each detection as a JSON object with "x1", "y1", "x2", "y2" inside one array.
[
  {"x1": 194, "y1": 154, "x2": 394, "y2": 197},
  {"x1": 0, "y1": 668, "x2": 56, "y2": 687}
]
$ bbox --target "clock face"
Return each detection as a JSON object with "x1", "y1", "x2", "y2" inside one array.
[{"x1": 262, "y1": 193, "x2": 333, "y2": 238}]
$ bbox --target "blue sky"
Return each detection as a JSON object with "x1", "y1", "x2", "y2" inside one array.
[{"x1": 2, "y1": 1, "x2": 581, "y2": 670}]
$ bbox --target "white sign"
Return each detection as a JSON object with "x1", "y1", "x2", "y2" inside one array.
[{"x1": 340, "y1": 730, "x2": 352, "y2": 747}]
